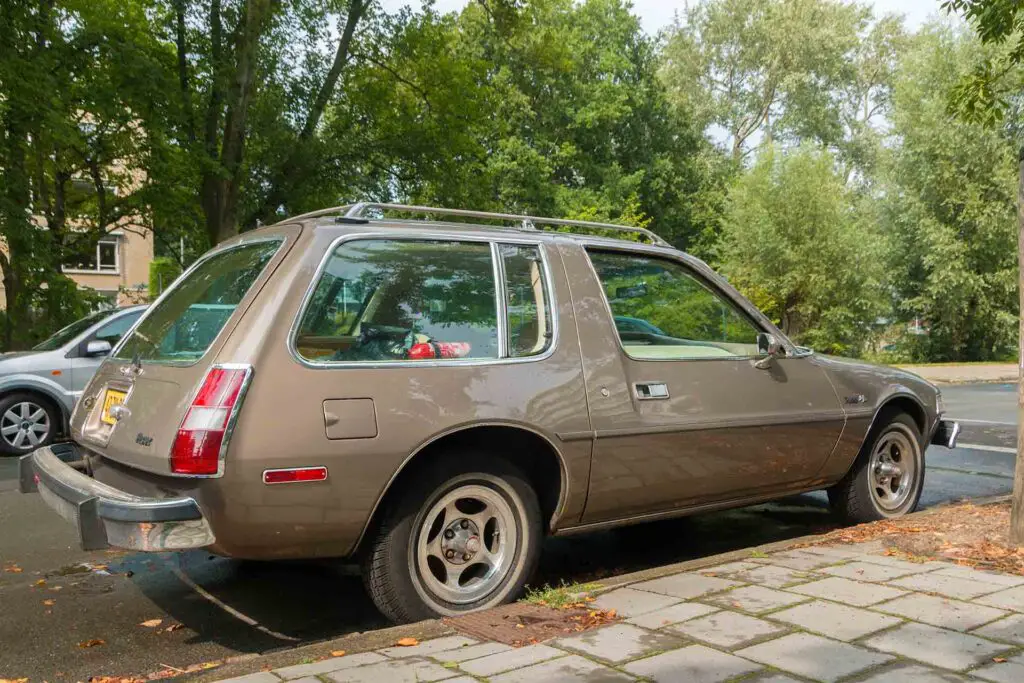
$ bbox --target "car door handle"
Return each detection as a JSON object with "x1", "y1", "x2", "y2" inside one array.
[{"x1": 634, "y1": 382, "x2": 669, "y2": 400}]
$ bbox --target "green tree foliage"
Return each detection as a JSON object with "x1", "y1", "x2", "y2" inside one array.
[
  {"x1": 149, "y1": 257, "x2": 183, "y2": 297},
  {"x1": 880, "y1": 26, "x2": 1018, "y2": 361},
  {"x1": 716, "y1": 145, "x2": 886, "y2": 355}
]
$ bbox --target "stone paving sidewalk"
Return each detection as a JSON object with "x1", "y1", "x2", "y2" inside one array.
[{"x1": 214, "y1": 541, "x2": 1024, "y2": 683}]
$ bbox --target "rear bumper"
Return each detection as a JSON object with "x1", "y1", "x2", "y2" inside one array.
[
  {"x1": 930, "y1": 419, "x2": 960, "y2": 449},
  {"x1": 19, "y1": 442, "x2": 215, "y2": 551}
]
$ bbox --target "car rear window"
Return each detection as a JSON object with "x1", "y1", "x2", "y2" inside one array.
[
  {"x1": 294, "y1": 239, "x2": 500, "y2": 363},
  {"x1": 115, "y1": 240, "x2": 282, "y2": 364}
]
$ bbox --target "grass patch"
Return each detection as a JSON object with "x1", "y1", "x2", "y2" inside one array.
[{"x1": 523, "y1": 580, "x2": 600, "y2": 609}]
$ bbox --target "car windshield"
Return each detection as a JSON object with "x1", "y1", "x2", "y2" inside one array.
[{"x1": 32, "y1": 309, "x2": 112, "y2": 351}]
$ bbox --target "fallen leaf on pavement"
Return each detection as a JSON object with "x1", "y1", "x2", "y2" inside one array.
[
  {"x1": 330, "y1": 651, "x2": 346, "y2": 657},
  {"x1": 163, "y1": 623, "x2": 184, "y2": 632},
  {"x1": 3, "y1": 564, "x2": 23, "y2": 573},
  {"x1": 140, "y1": 619, "x2": 162, "y2": 628},
  {"x1": 394, "y1": 638, "x2": 419, "y2": 647},
  {"x1": 78, "y1": 639, "x2": 106, "y2": 648},
  {"x1": 42, "y1": 599, "x2": 55, "y2": 606},
  {"x1": 0, "y1": 678, "x2": 29, "y2": 683},
  {"x1": 994, "y1": 657, "x2": 1007, "y2": 663},
  {"x1": 49, "y1": 586, "x2": 63, "y2": 592},
  {"x1": 34, "y1": 579, "x2": 46, "y2": 587}
]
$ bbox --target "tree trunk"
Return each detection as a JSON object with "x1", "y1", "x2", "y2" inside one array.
[{"x1": 1011, "y1": 150, "x2": 1024, "y2": 544}]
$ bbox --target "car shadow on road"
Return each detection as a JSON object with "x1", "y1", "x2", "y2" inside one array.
[{"x1": 105, "y1": 493, "x2": 836, "y2": 656}]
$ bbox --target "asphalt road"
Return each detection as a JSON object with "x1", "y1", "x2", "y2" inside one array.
[{"x1": 0, "y1": 383, "x2": 1017, "y2": 681}]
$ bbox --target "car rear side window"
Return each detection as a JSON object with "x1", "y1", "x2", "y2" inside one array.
[
  {"x1": 115, "y1": 240, "x2": 282, "y2": 364},
  {"x1": 588, "y1": 249, "x2": 761, "y2": 360},
  {"x1": 295, "y1": 239, "x2": 500, "y2": 363},
  {"x1": 499, "y1": 244, "x2": 552, "y2": 358}
]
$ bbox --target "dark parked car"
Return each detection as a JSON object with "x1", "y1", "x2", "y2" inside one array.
[{"x1": 21, "y1": 203, "x2": 958, "y2": 622}]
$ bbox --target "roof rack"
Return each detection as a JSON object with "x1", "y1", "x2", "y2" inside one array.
[{"x1": 286, "y1": 202, "x2": 670, "y2": 247}]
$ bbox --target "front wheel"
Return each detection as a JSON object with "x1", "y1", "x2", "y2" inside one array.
[
  {"x1": 828, "y1": 413, "x2": 925, "y2": 523},
  {"x1": 362, "y1": 454, "x2": 542, "y2": 623},
  {"x1": 0, "y1": 393, "x2": 58, "y2": 456}
]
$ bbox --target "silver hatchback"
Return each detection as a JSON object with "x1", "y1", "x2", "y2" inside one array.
[{"x1": 0, "y1": 306, "x2": 145, "y2": 455}]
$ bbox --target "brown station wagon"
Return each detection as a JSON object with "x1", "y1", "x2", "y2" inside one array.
[{"x1": 20, "y1": 203, "x2": 959, "y2": 621}]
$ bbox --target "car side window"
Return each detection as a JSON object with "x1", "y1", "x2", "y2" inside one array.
[
  {"x1": 498, "y1": 244, "x2": 552, "y2": 358},
  {"x1": 295, "y1": 239, "x2": 499, "y2": 362},
  {"x1": 587, "y1": 250, "x2": 761, "y2": 360},
  {"x1": 93, "y1": 311, "x2": 143, "y2": 345}
]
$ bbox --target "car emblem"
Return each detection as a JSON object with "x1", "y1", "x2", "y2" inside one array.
[
  {"x1": 135, "y1": 432, "x2": 153, "y2": 447},
  {"x1": 845, "y1": 394, "x2": 866, "y2": 405}
]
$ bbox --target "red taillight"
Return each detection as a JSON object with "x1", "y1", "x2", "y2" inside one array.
[{"x1": 171, "y1": 365, "x2": 251, "y2": 475}]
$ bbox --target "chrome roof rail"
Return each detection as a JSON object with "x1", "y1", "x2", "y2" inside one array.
[
  {"x1": 281, "y1": 202, "x2": 671, "y2": 246},
  {"x1": 345, "y1": 202, "x2": 671, "y2": 246}
]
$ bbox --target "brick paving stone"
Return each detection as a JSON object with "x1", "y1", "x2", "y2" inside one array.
[
  {"x1": 554, "y1": 623, "x2": 684, "y2": 663},
  {"x1": 821, "y1": 560, "x2": 922, "y2": 582},
  {"x1": 977, "y1": 585, "x2": 1024, "y2": 612},
  {"x1": 218, "y1": 674, "x2": 281, "y2": 683},
  {"x1": 736, "y1": 632, "x2": 891, "y2": 682},
  {"x1": 972, "y1": 658, "x2": 1024, "y2": 683},
  {"x1": 857, "y1": 663, "x2": 967, "y2": 682},
  {"x1": 888, "y1": 572, "x2": 1007, "y2": 600},
  {"x1": 931, "y1": 566, "x2": 1024, "y2": 588},
  {"x1": 855, "y1": 555, "x2": 946, "y2": 572},
  {"x1": 490, "y1": 654, "x2": 633, "y2": 683},
  {"x1": 787, "y1": 576, "x2": 907, "y2": 606},
  {"x1": 669, "y1": 609, "x2": 785, "y2": 648},
  {"x1": 704, "y1": 585, "x2": 807, "y2": 614},
  {"x1": 623, "y1": 644, "x2": 762, "y2": 683},
  {"x1": 274, "y1": 653, "x2": 388, "y2": 679},
  {"x1": 862, "y1": 622, "x2": 1007, "y2": 671},
  {"x1": 757, "y1": 550, "x2": 835, "y2": 571},
  {"x1": 728, "y1": 564, "x2": 813, "y2": 588},
  {"x1": 429, "y1": 642, "x2": 511, "y2": 663},
  {"x1": 593, "y1": 587, "x2": 681, "y2": 617},
  {"x1": 380, "y1": 635, "x2": 478, "y2": 658},
  {"x1": 796, "y1": 545, "x2": 863, "y2": 560},
  {"x1": 698, "y1": 561, "x2": 761, "y2": 575},
  {"x1": 632, "y1": 573, "x2": 741, "y2": 600},
  {"x1": 458, "y1": 644, "x2": 565, "y2": 677},
  {"x1": 972, "y1": 613, "x2": 1024, "y2": 645},
  {"x1": 325, "y1": 657, "x2": 457, "y2": 683},
  {"x1": 767, "y1": 599, "x2": 901, "y2": 641},
  {"x1": 875, "y1": 593, "x2": 1007, "y2": 632},
  {"x1": 626, "y1": 602, "x2": 719, "y2": 629}
]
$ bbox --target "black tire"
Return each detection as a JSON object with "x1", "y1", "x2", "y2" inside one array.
[
  {"x1": 362, "y1": 453, "x2": 543, "y2": 623},
  {"x1": 0, "y1": 392, "x2": 59, "y2": 457},
  {"x1": 828, "y1": 412, "x2": 925, "y2": 523}
]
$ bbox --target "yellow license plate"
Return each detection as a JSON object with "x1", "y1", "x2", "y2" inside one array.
[{"x1": 100, "y1": 389, "x2": 127, "y2": 426}]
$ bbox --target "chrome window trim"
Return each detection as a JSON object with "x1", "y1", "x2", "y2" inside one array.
[
  {"x1": 491, "y1": 242, "x2": 509, "y2": 359},
  {"x1": 110, "y1": 235, "x2": 289, "y2": 367},
  {"x1": 287, "y1": 232, "x2": 560, "y2": 369},
  {"x1": 581, "y1": 246, "x2": 778, "y2": 364}
]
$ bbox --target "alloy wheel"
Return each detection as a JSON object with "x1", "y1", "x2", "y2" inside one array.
[{"x1": 1, "y1": 401, "x2": 50, "y2": 450}]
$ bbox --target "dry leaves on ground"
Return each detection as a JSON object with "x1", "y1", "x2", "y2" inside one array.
[
  {"x1": 1, "y1": 678, "x2": 29, "y2": 683},
  {"x1": 42, "y1": 599, "x2": 55, "y2": 606},
  {"x1": 34, "y1": 579, "x2": 46, "y2": 587},
  {"x1": 163, "y1": 623, "x2": 183, "y2": 633},
  {"x1": 394, "y1": 638, "x2": 419, "y2": 647},
  {"x1": 566, "y1": 609, "x2": 617, "y2": 633},
  {"x1": 78, "y1": 639, "x2": 106, "y2": 648},
  {"x1": 139, "y1": 619, "x2": 162, "y2": 628},
  {"x1": 330, "y1": 651, "x2": 346, "y2": 657},
  {"x1": 3, "y1": 564, "x2": 23, "y2": 573},
  {"x1": 88, "y1": 677, "x2": 145, "y2": 683}
]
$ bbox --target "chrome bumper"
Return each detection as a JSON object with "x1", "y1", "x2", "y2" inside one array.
[
  {"x1": 19, "y1": 443, "x2": 215, "y2": 551},
  {"x1": 930, "y1": 419, "x2": 960, "y2": 449}
]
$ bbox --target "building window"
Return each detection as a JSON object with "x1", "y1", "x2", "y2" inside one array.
[{"x1": 63, "y1": 235, "x2": 120, "y2": 274}]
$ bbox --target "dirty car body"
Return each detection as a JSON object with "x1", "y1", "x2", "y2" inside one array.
[{"x1": 21, "y1": 203, "x2": 959, "y2": 621}]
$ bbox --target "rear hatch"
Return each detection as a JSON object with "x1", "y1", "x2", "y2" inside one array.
[{"x1": 73, "y1": 230, "x2": 297, "y2": 475}]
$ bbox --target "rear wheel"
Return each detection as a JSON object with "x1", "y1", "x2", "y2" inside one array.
[
  {"x1": 0, "y1": 393, "x2": 58, "y2": 456},
  {"x1": 828, "y1": 413, "x2": 924, "y2": 523},
  {"x1": 362, "y1": 454, "x2": 542, "y2": 623}
]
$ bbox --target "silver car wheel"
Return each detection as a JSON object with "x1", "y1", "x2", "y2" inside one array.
[
  {"x1": 413, "y1": 484, "x2": 519, "y2": 606},
  {"x1": 869, "y1": 426, "x2": 918, "y2": 511},
  {"x1": 1, "y1": 401, "x2": 51, "y2": 450}
]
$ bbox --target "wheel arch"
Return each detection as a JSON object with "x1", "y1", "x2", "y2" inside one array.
[
  {"x1": 0, "y1": 379, "x2": 71, "y2": 434},
  {"x1": 353, "y1": 422, "x2": 569, "y2": 556},
  {"x1": 866, "y1": 392, "x2": 928, "y2": 446}
]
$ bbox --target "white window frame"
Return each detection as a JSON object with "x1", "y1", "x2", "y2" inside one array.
[{"x1": 63, "y1": 234, "x2": 121, "y2": 275}]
